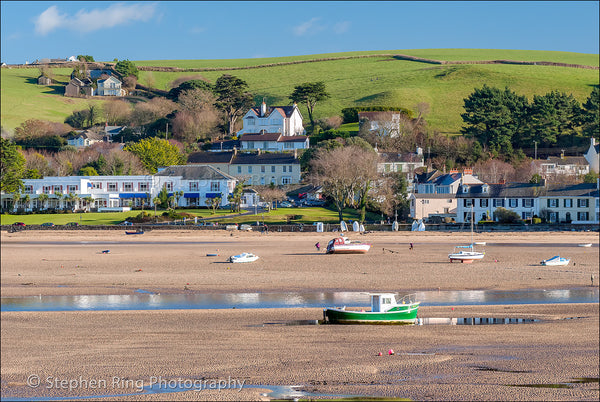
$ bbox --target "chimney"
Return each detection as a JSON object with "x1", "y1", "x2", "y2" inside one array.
[
  {"x1": 261, "y1": 100, "x2": 267, "y2": 117},
  {"x1": 463, "y1": 168, "x2": 473, "y2": 175}
]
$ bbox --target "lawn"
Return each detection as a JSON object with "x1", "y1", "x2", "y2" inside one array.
[
  {"x1": 2, "y1": 49, "x2": 597, "y2": 135},
  {"x1": 0, "y1": 207, "x2": 380, "y2": 226}
]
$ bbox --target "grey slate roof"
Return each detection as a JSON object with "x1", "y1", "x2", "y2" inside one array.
[
  {"x1": 154, "y1": 165, "x2": 236, "y2": 181},
  {"x1": 541, "y1": 156, "x2": 589, "y2": 166},
  {"x1": 379, "y1": 152, "x2": 423, "y2": 163},
  {"x1": 249, "y1": 105, "x2": 296, "y2": 118},
  {"x1": 187, "y1": 152, "x2": 234, "y2": 164}
]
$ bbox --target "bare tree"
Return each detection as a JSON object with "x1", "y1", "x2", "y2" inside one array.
[
  {"x1": 311, "y1": 145, "x2": 378, "y2": 222},
  {"x1": 130, "y1": 98, "x2": 176, "y2": 126},
  {"x1": 254, "y1": 186, "x2": 286, "y2": 211},
  {"x1": 172, "y1": 88, "x2": 222, "y2": 142},
  {"x1": 473, "y1": 159, "x2": 516, "y2": 183},
  {"x1": 103, "y1": 100, "x2": 132, "y2": 125},
  {"x1": 144, "y1": 72, "x2": 156, "y2": 90}
]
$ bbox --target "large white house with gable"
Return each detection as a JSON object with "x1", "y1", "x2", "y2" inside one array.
[{"x1": 237, "y1": 102, "x2": 305, "y2": 137}]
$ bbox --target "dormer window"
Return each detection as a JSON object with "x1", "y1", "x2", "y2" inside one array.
[
  {"x1": 246, "y1": 116, "x2": 255, "y2": 126},
  {"x1": 482, "y1": 184, "x2": 489, "y2": 193},
  {"x1": 463, "y1": 185, "x2": 470, "y2": 193}
]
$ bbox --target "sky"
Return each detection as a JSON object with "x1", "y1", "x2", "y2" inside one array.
[{"x1": 1, "y1": 1, "x2": 598, "y2": 64}]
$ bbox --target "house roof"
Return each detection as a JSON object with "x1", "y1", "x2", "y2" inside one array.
[
  {"x1": 543, "y1": 183, "x2": 599, "y2": 197},
  {"x1": 104, "y1": 126, "x2": 126, "y2": 136},
  {"x1": 248, "y1": 105, "x2": 296, "y2": 118},
  {"x1": 412, "y1": 193, "x2": 457, "y2": 199},
  {"x1": 541, "y1": 156, "x2": 589, "y2": 166},
  {"x1": 187, "y1": 152, "x2": 235, "y2": 164},
  {"x1": 70, "y1": 130, "x2": 104, "y2": 141},
  {"x1": 278, "y1": 135, "x2": 308, "y2": 142},
  {"x1": 379, "y1": 152, "x2": 423, "y2": 163},
  {"x1": 98, "y1": 75, "x2": 121, "y2": 84},
  {"x1": 154, "y1": 165, "x2": 236, "y2": 181}
]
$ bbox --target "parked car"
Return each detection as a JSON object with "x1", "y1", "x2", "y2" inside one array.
[
  {"x1": 65, "y1": 222, "x2": 79, "y2": 227},
  {"x1": 278, "y1": 201, "x2": 293, "y2": 208},
  {"x1": 119, "y1": 221, "x2": 133, "y2": 226},
  {"x1": 12, "y1": 222, "x2": 26, "y2": 227},
  {"x1": 40, "y1": 222, "x2": 55, "y2": 227}
]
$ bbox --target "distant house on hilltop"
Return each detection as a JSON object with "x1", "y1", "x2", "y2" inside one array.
[
  {"x1": 96, "y1": 75, "x2": 125, "y2": 96},
  {"x1": 64, "y1": 77, "x2": 94, "y2": 97}
]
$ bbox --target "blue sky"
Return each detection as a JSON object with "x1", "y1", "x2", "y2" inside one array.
[{"x1": 1, "y1": 1, "x2": 598, "y2": 64}]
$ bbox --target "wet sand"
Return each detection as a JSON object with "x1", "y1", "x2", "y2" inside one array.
[{"x1": 1, "y1": 230, "x2": 599, "y2": 400}]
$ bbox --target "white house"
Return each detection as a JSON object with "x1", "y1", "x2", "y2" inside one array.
[
  {"x1": 4, "y1": 165, "x2": 237, "y2": 212},
  {"x1": 358, "y1": 111, "x2": 403, "y2": 137},
  {"x1": 66, "y1": 130, "x2": 106, "y2": 148},
  {"x1": 237, "y1": 102, "x2": 305, "y2": 137},
  {"x1": 584, "y1": 138, "x2": 599, "y2": 174},
  {"x1": 538, "y1": 156, "x2": 589, "y2": 178},
  {"x1": 96, "y1": 75, "x2": 125, "y2": 97}
]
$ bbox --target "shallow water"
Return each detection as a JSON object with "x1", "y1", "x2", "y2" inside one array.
[{"x1": 1, "y1": 288, "x2": 597, "y2": 312}]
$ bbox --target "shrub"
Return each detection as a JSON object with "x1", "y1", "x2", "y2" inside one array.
[
  {"x1": 494, "y1": 207, "x2": 521, "y2": 223},
  {"x1": 532, "y1": 217, "x2": 542, "y2": 224}
]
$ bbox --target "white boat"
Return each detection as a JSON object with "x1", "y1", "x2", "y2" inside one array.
[
  {"x1": 541, "y1": 255, "x2": 570, "y2": 266},
  {"x1": 474, "y1": 241, "x2": 486, "y2": 246},
  {"x1": 449, "y1": 205, "x2": 484, "y2": 263},
  {"x1": 228, "y1": 252, "x2": 259, "y2": 263},
  {"x1": 578, "y1": 243, "x2": 592, "y2": 247},
  {"x1": 448, "y1": 245, "x2": 485, "y2": 263},
  {"x1": 326, "y1": 236, "x2": 371, "y2": 254}
]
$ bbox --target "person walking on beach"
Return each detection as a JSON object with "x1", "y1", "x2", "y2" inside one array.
[
  {"x1": 409, "y1": 242, "x2": 414, "y2": 250},
  {"x1": 315, "y1": 242, "x2": 321, "y2": 251}
]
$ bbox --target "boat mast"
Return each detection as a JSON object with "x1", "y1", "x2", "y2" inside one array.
[{"x1": 470, "y1": 204, "x2": 474, "y2": 246}]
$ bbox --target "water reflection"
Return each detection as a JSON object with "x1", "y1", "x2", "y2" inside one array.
[{"x1": 1, "y1": 288, "x2": 597, "y2": 312}]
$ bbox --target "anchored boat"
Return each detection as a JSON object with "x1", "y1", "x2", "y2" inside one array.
[
  {"x1": 541, "y1": 255, "x2": 570, "y2": 266},
  {"x1": 228, "y1": 252, "x2": 259, "y2": 263},
  {"x1": 323, "y1": 293, "x2": 420, "y2": 324},
  {"x1": 326, "y1": 235, "x2": 371, "y2": 254},
  {"x1": 449, "y1": 205, "x2": 484, "y2": 263}
]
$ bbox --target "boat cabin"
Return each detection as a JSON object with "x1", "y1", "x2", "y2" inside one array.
[{"x1": 370, "y1": 293, "x2": 398, "y2": 312}]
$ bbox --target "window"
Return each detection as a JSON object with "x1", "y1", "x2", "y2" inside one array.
[
  {"x1": 237, "y1": 166, "x2": 242, "y2": 174},
  {"x1": 247, "y1": 141, "x2": 254, "y2": 149},
  {"x1": 24, "y1": 185, "x2": 33, "y2": 194},
  {"x1": 462, "y1": 185, "x2": 470, "y2": 193},
  {"x1": 139, "y1": 183, "x2": 149, "y2": 192},
  {"x1": 509, "y1": 199, "x2": 518, "y2": 208},
  {"x1": 577, "y1": 199, "x2": 589, "y2": 208},
  {"x1": 281, "y1": 176, "x2": 291, "y2": 185},
  {"x1": 53, "y1": 185, "x2": 62, "y2": 193},
  {"x1": 246, "y1": 117, "x2": 255, "y2": 126},
  {"x1": 270, "y1": 177, "x2": 276, "y2": 184},
  {"x1": 165, "y1": 182, "x2": 173, "y2": 191},
  {"x1": 464, "y1": 199, "x2": 473, "y2": 207},
  {"x1": 248, "y1": 166, "x2": 252, "y2": 174},
  {"x1": 522, "y1": 211, "x2": 532, "y2": 220},
  {"x1": 92, "y1": 182, "x2": 102, "y2": 189},
  {"x1": 107, "y1": 183, "x2": 118, "y2": 192},
  {"x1": 67, "y1": 185, "x2": 78, "y2": 193},
  {"x1": 263, "y1": 141, "x2": 268, "y2": 149},
  {"x1": 493, "y1": 199, "x2": 504, "y2": 207},
  {"x1": 480, "y1": 199, "x2": 489, "y2": 208},
  {"x1": 547, "y1": 199, "x2": 558, "y2": 208},
  {"x1": 261, "y1": 166, "x2": 265, "y2": 173},
  {"x1": 283, "y1": 166, "x2": 287, "y2": 173},
  {"x1": 444, "y1": 207, "x2": 449, "y2": 214},
  {"x1": 523, "y1": 198, "x2": 534, "y2": 208},
  {"x1": 549, "y1": 212, "x2": 558, "y2": 223},
  {"x1": 577, "y1": 212, "x2": 589, "y2": 221},
  {"x1": 260, "y1": 177, "x2": 265, "y2": 185},
  {"x1": 284, "y1": 142, "x2": 293, "y2": 149},
  {"x1": 189, "y1": 182, "x2": 198, "y2": 191},
  {"x1": 482, "y1": 185, "x2": 489, "y2": 193},
  {"x1": 271, "y1": 166, "x2": 275, "y2": 173},
  {"x1": 437, "y1": 186, "x2": 449, "y2": 194},
  {"x1": 211, "y1": 182, "x2": 220, "y2": 192},
  {"x1": 123, "y1": 183, "x2": 133, "y2": 192},
  {"x1": 564, "y1": 199, "x2": 573, "y2": 208},
  {"x1": 289, "y1": 165, "x2": 293, "y2": 172}
]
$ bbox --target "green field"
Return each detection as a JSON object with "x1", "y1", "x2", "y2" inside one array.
[
  {"x1": 2, "y1": 49, "x2": 598, "y2": 135},
  {"x1": 0, "y1": 207, "x2": 377, "y2": 226}
]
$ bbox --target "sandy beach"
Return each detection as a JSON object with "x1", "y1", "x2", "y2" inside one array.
[{"x1": 1, "y1": 229, "x2": 599, "y2": 400}]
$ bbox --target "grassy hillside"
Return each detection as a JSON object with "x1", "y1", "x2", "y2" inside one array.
[{"x1": 2, "y1": 49, "x2": 598, "y2": 135}]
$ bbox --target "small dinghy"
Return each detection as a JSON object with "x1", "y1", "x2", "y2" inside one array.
[
  {"x1": 541, "y1": 255, "x2": 570, "y2": 266},
  {"x1": 228, "y1": 252, "x2": 259, "y2": 263},
  {"x1": 578, "y1": 243, "x2": 592, "y2": 248}
]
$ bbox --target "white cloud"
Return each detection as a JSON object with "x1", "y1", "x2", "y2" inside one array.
[
  {"x1": 34, "y1": 3, "x2": 157, "y2": 35},
  {"x1": 293, "y1": 17, "x2": 321, "y2": 36},
  {"x1": 34, "y1": 5, "x2": 67, "y2": 35},
  {"x1": 333, "y1": 21, "x2": 351, "y2": 34}
]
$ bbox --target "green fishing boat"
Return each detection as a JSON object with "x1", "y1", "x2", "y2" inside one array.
[{"x1": 323, "y1": 293, "x2": 420, "y2": 324}]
